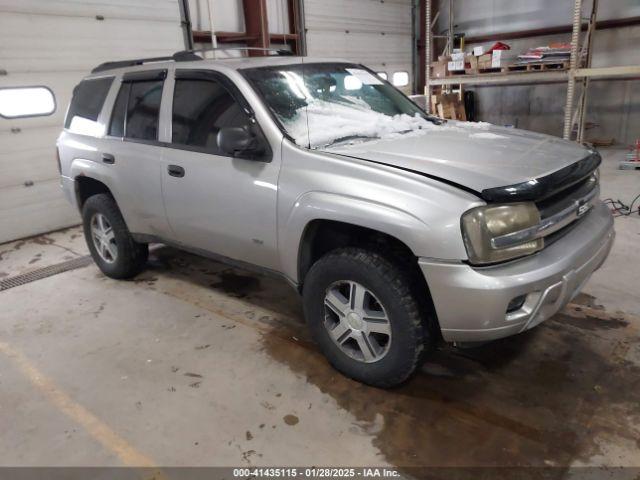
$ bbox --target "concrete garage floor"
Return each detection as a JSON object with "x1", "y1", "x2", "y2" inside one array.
[{"x1": 0, "y1": 148, "x2": 639, "y2": 474}]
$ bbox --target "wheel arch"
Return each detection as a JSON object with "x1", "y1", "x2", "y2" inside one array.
[
  {"x1": 281, "y1": 191, "x2": 433, "y2": 283},
  {"x1": 297, "y1": 221, "x2": 443, "y2": 343},
  {"x1": 281, "y1": 191, "x2": 443, "y2": 338},
  {"x1": 74, "y1": 175, "x2": 115, "y2": 210},
  {"x1": 297, "y1": 219, "x2": 415, "y2": 285}
]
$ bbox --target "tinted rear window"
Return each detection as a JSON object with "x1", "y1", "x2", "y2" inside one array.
[
  {"x1": 65, "y1": 77, "x2": 113, "y2": 134},
  {"x1": 126, "y1": 80, "x2": 163, "y2": 141}
]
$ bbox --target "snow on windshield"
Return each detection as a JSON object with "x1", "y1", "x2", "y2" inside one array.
[
  {"x1": 244, "y1": 65, "x2": 495, "y2": 149},
  {"x1": 282, "y1": 98, "x2": 440, "y2": 149}
]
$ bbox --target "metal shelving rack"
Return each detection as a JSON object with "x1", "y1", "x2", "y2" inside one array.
[{"x1": 424, "y1": 0, "x2": 640, "y2": 142}]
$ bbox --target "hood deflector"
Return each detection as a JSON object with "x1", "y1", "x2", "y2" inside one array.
[
  {"x1": 480, "y1": 151, "x2": 601, "y2": 203},
  {"x1": 331, "y1": 150, "x2": 601, "y2": 204}
]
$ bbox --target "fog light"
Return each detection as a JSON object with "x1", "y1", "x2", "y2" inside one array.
[{"x1": 507, "y1": 294, "x2": 527, "y2": 313}]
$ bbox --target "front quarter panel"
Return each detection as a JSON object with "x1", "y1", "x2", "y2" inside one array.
[{"x1": 278, "y1": 139, "x2": 483, "y2": 284}]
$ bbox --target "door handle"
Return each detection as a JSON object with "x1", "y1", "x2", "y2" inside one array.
[
  {"x1": 167, "y1": 164, "x2": 185, "y2": 178},
  {"x1": 101, "y1": 153, "x2": 115, "y2": 164}
]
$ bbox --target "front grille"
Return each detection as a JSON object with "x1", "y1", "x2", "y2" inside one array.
[
  {"x1": 536, "y1": 173, "x2": 599, "y2": 247},
  {"x1": 537, "y1": 174, "x2": 597, "y2": 219}
]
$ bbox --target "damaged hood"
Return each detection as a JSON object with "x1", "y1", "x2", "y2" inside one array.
[{"x1": 326, "y1": 122, "x2": 598, "y2": 201}]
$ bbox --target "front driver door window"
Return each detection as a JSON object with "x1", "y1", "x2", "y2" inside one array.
[{"x1": 171, "y1": 77, "x2": 252, "y2": 153}]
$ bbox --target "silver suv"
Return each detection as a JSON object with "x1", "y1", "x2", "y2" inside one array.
[{"x1": 57, "y1": 50, "x2": 614, "y2": 387}]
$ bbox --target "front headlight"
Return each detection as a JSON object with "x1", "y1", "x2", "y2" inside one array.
[{"x1": 461, "y1": 202, "x2": 544, "y2": 265}]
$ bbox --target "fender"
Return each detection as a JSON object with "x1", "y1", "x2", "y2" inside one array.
[
  {"x1": 68, "y1": 158, "x2": 123, "y2": 214},
  {"x1": 279, "y1": 191, "x2": 438, "y2": 284},
  {"x1": 69, "y1": 157, "x2": 116, "y2": 188}
]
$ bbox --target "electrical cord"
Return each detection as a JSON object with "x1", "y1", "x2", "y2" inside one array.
[{"x1": 603, "y1": 193, "x2": 640, "y2": 217}]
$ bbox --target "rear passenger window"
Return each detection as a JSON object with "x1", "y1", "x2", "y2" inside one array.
[
  {"x1": 108, "y1": 78, "x2": 163, "y2": 141},
  {"x1": 126, "y1": 81, "x2": 163, "y2": 141},
  {"x1": 172, "y1": 77, "x2": 252, "y2": 154},
  {"x1": 65, "y1": 77, "x2": 113, "y2": 135}
]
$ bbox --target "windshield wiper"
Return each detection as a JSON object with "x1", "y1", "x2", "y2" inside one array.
[{"x1": 322, "y1": 134, "x2": 379, "y2": 148}]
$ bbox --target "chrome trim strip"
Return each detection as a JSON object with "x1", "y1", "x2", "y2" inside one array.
[{"x1": 491, "y1": 187, "x2": 599, "y2": 249}]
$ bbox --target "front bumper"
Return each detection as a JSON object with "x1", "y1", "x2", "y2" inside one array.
[{"x1": 419, "y1": 201, "x2": 615, "y2": 342}]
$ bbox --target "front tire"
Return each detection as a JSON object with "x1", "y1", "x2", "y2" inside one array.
[
  {"x1": 82, "y1": 194, "x2": 148, "y2": 279},
  {"x1": 303, "y1": 247, "x2": 430, "y2": 387}
]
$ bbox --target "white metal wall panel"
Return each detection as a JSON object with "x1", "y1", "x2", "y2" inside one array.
[
  {"x1": 0, "y1": 0, "x2": 183, "y2": 243},
  {"x1": 188, "y1": 0, "x2": 289, "y2": 36},
  {"x1": 189, "y1": 0, "x2": 244, "y2": 32},
  {"x1": 304, "y1": 0, "x2": 413, "y2": 90},
  {"x1": 451, "y1": 0, "x2": 640, "y2": 38}
]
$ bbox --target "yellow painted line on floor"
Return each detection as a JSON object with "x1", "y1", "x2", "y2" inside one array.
[{"x1": 0, "y1": 341, "x2": 166, "y2": 479}]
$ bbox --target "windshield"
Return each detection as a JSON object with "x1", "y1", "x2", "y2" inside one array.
[{"x1": 241, "y1": 62, "x2": 441, "y2": 149}]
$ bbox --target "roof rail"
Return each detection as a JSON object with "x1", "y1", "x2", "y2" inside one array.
[
  {"x1": 173, "y1": 47, "x2": 295, "y2": 59},
  {"x1": 91, "y1": 47, "x2": 295, "y2": 73},
  {"x1": 91, "y1": 56, "x2": 175, "y2": 73}
]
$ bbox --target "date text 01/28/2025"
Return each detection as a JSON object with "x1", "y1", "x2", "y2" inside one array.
[{"x1": 232, "y1": 467, "x2": 401, "y2": 478}]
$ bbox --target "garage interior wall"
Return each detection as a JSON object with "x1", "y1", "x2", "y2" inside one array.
[
  {"x1": 304, "y1": 0, "x2": 413, "y2": 93},
  {"x1": 435, "y1": 0, "x2": 640, "y2": 144},
  {"x1": 189, "y1": 0, "x2": 290, "y2": 35},
  {"x1": 0, "y1": 0, "x2": 184, "y2": 243},
  {"x1": 188, "y1": 0, "x2": 414, "y2": 92}
]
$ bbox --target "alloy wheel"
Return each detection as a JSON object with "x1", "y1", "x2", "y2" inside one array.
[
  {"x1": 90, "y1": 213, "x2": 118, "y2": 264},
  {"x1": 323, "y1": 280, "x2": 392, "y2": 363}
]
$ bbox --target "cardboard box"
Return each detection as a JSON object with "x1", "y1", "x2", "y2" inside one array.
[
  {"x1": 447, "y1": 60, "x2": 464, "y2": 72},
  {"x1": 447, "y1": 52, "x2": 465, "y2": 73},
  {"x1": 465, "y1": 54, "x2": 479, "y2": 74},
  {"x1": 478, "y1": 53, "x2": 493, "y2": 70},
  {"x1": 431, "y1": 60, "x2": 447, "y2": 79},
  {"x1": 432, "y1": 93, "x2": 466, "y2": 121},
  {"x1": 491, "y1": 50, "x2": 503, "y2": 68},
  {"x1": 479, "y1": 50, "x2": 505, "y2": 70}
]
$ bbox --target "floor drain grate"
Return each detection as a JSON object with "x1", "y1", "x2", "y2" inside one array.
[{"x1": 1, "y1": 256, "x2": 93, "y2": 292}]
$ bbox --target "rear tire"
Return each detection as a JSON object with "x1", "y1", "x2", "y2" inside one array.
[
  {"x1": 303, "y1": 247, "x2": 430, "y2": 388},
  {"x1": 82, "y1": 194, "x2": 148, "y2": 279}
]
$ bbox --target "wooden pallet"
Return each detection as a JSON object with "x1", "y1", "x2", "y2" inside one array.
[
  {"x1": 440, "y1": 59, "x2": 569, "y2": 79},
  {"x1": 477, "y1": 67, "x2": 502, "y2": 73},
  {"x1": 505, "y1": 61, "x2": 569, "y2": 72}
]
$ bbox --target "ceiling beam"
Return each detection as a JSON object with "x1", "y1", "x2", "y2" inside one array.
[{"x1": 193, "y1": 31, "x2": 298, "y2": 44}]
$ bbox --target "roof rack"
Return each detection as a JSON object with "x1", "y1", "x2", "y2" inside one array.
[
  {"x1": 92, "y1": 55, "x2": 176, "y2": 73},
  {"x1": 175, "y1": 47, "x2": 294, "y2": 59},
  {"x1": 91, "y1": 47, "x2": 294, "y2": 73}
]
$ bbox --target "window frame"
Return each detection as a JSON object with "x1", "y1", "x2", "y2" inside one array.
[
  {"x1": 107, "y1": 81, "x2": 130, "y2": 138},
  {"x1": 167, "y1": 69, "x2": 272, "y2": 161},
  {"x1": 0, "y1": 85, "x2": 57, "y2": 119},
  {"x1": 106, "y1": 69, "x2": 167, "y2": 145},
  {"x1": 103, "y1": 68, "x2": 272, "y2": 162}
]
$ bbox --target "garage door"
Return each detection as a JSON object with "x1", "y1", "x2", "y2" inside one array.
[
  {"x1": 0, "y1": 0, "x2": 184, "y2": 243},
  {"x1": 304, "y1": 0, "x2": 413, "y2": 93}
]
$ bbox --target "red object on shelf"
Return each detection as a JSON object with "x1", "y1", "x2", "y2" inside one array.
[{"x1": 485, "y1": 41, "x2": 511, "y2": 54}]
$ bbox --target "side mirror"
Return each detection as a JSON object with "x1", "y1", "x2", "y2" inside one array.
[{"x1": 217, "y1": 126, "x2": 266, "y2": 160}]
